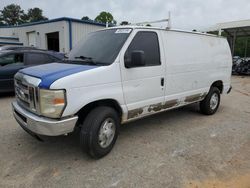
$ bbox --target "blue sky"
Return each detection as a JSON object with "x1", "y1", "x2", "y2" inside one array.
[{"x1": 1, "y1": 0, "x2": 250, "y2": 30}]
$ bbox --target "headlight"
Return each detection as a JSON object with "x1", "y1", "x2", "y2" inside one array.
[{"x1": 39, "y1": 89, "x2": 66, "y2": 118}]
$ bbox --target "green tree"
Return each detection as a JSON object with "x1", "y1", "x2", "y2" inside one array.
[
  {"x1": 81, "y1": 16, "x2": 91, "y2": 21},
  {"x1": 95, "y1": 11, "x2": 116, "y2": 25},
  {"x1": 26, "y1": 8, "x2": 48, "y2": 22},
  {"x1": 218, "y1": 31, "x2": 250, "y2": 57},
  {"x1": 0, "y1": 4, "x2": 25, "y2": 25},
  {"x1": 234, "y1": 37, "x2": 250, "y2": 57}
]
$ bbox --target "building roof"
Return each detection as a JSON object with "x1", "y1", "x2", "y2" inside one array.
[
  {"x1": 211, "y1": 19, "x2": 250, "y2": 30},
  {"x1": 208, "y1": 19, "x2": 250, "y2": 37},
  {"x1": 0, "y1": 17, "x2": 106, "y2": 28}
]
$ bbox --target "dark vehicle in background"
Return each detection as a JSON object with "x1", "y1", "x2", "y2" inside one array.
[
  {"x1": 0, "y1": 46, "x2": 66, "y2": 59},
  {"x1": 0, "y1": 50, "x2": 64, "y2": 93},
  {"x1": 0, "y1": 45, "x2": 37, "y2": 51}
]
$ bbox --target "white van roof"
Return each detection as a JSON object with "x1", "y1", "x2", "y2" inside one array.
[{"x1": 102, "y1": 25, "x2": 225, "y2": 38}]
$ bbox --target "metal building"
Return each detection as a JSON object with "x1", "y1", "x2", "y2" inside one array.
[{"x1": 0, "y1": 17, "x2": 105, "y2": 53}]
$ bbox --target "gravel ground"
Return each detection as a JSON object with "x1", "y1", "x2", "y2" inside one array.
[{"x1": 0, "y1": 76, "x2": 249, "y2": 188}]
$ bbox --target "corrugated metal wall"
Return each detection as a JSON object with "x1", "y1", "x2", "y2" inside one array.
[
  {"x1": 71, "y1": 22, "x2": 104, "y2": 49},
  {"x1": 15, "y1": 21, "x2": 68, "y2": 52},
  {"x1": 0, "y1": 20, "x2": 105, "y2": 53},
  {"x1": 0, "y1": 28, "x2": 17, "y2": 37},
  {"x1": 0, "y1": 21, "x2": 68, "y2": 52}
]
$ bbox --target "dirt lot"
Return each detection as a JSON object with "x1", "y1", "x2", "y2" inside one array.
[{"x1": 0, "y1": 76, "x2": 249, "y2": 188}]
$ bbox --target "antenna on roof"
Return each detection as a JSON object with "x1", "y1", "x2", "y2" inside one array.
[{"x1": 131, "y1": 11, "x2": 172, "y2": 29}]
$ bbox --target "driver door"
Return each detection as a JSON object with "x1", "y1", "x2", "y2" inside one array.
[{"x1": 120, "y1": 30, "x2": 166, "y2": 120}]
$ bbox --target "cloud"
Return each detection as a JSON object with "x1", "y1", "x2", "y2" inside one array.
[{"x1": 1, "y1": 0, "x2": 250, "y2": 30}]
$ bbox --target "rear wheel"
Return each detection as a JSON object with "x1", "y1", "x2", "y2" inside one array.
[
  {"x1": 80, "y1": 106, "x2": 120, "y2": 159},
  {"x1": 200, "y1": 87, "x2": 220, "y2": 115}
]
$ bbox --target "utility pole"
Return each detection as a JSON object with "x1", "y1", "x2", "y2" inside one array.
[
  {"x1": 106, "y1": 15, "x2": 108, "y2": 28},
  {"x1": 244, "y1": 38, "x2": 248, "y2": 58}
]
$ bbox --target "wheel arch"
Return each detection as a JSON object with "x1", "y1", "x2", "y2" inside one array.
[
  {"x1": 211, "y1": 80, "x2": 223, "y2": 93},
  {"x1": 76, "y1": 99, "x2": 123, "y2": 127}
]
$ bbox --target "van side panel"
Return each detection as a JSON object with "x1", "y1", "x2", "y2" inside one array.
[{"x1": 162, "y1": 30, "x2": 232, "y2": 102}]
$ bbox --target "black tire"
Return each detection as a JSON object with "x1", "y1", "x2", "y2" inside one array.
[
  {"x1": 80, "y1": 106, "x2": 120, "y2": 159},
  {"x1": 200, "y1": 87, "x2": 220, "y2": 115}
]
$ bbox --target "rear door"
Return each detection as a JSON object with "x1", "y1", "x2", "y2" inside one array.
[{"x1": 120, "y1": 30, "x2": 166, "y2": 120}]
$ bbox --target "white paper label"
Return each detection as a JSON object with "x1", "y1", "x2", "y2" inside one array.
[{"x1": 115, "y1": 29, "x2": 132, "y2": 34}]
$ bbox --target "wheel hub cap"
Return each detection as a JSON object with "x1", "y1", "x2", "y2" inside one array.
[
  {"x1": 210, "y1": 93, "x2": 219, "y2": 110},
  {"x1": 98, "y1": 118, "x2": 115, "y2": 148}
]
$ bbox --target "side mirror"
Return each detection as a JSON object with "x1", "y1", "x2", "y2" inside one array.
[{"x1": 125, "y1": 50, "x2": 145, "y2": 68}]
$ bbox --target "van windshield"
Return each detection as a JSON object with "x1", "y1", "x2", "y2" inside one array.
[{"x1": 68, "y1": 28, "x2": 131, "y2": 65}]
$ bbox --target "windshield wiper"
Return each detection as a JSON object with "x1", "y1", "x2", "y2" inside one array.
[
  {"x1": 66, "y1": 56, "x2": 108, "y2": 66},
  {"x1": 73, "y1": 55, "x2": 99, "y2": 65},
  {"x1": 74, "y1": 56, "x2": 93, "y2": 60}
]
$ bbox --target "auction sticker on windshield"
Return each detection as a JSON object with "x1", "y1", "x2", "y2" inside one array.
[{"x1": 115, "y1": 29, "x2": 132, "y2": 34}]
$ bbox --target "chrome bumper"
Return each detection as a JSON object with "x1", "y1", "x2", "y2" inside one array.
[{"x1": 12, "y1": 101, "x2": 78, "y2": 136}]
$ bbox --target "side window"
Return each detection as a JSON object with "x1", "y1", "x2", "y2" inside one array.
[
  {"x1": 0, "y1": 53, "x2": 24, "y2": 66},
  {"x1": 48, "y1": 55, "x2": 59, "y2": 62},
  {"x1": 124, "y1": 31, "x2": 161, "y2": 67},
  {"x1": 26, "y1": 53, "x2": 54, "y2": 65},
  {"x1": 43, "y1": 55, "x2": 57, "y2": 63}
]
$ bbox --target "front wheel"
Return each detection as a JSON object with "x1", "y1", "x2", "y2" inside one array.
[
  {"x1": 200, "y1": 87, "x2": 220, "y2": 115},
  {"x1": 80, "y1": 106, "x2": 120, "y2": 159}
]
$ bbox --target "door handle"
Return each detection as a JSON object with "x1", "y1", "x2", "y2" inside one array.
[{"x1": 161, "y1": 78, "x2": 164, "y2": 86}]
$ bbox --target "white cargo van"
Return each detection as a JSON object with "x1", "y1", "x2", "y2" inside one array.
[{"x1": 12, "y1": 26, "x2": 232, "y2": 158}]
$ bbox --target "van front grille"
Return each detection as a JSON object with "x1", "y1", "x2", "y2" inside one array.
[{"x1": 15, "y1": 77, "x2": 39, "y2": 113}]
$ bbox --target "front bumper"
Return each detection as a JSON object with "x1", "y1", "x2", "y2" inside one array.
[{"x1": 12, "y1": 101, "x2": 78, "y2": 136}]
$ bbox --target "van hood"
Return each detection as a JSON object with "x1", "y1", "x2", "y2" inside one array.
[{"x1": 19, "y1": 62, "x2": 99, "y2": 89}]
